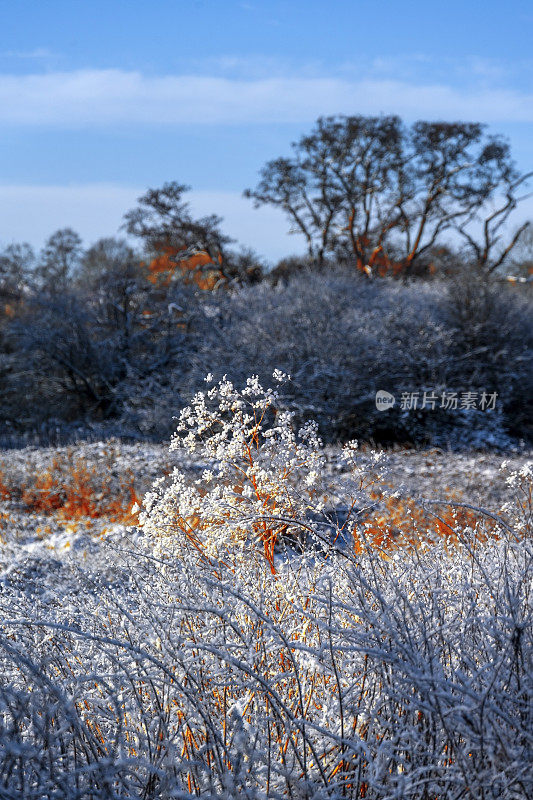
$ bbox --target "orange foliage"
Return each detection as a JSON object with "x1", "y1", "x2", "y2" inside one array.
[
  {"x1": 147, "y1": 245, "x2": 225, "y2": 290},
  {"x1": 353, "y1": 488, "x2": 498, "y2": 555},
  {"x1": 12, "y1": 455, "x2": 141, "y2": 524},
  {"x1": 0, "y1": 470, "x2": 10, "y2": 501},
  {"x1": 351, "y1": 234, "x2": 405, "y2": 278}
]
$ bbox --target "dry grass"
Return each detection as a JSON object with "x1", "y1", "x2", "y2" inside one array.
[{"x1": 0, "y1": 451, "x2": 141, "y2": 527}]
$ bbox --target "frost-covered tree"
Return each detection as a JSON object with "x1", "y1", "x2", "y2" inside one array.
[
  {"x1": 34, "y1": 228, "x2": 83, "y2": 293},
  {"x1": 124, "y1": 182, "x2": 264, "y2": 288},
  {"x1": 0, "y1": 242, "x2": 35, "y2": 299}
]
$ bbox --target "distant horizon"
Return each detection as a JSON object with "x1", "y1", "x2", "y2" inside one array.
[{"x1": 1, "y1": 0, "x2": 532, "y2": 262}]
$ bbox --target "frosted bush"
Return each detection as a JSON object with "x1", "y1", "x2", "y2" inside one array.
[
  {"x1": 139, "y1": 373, "x2": 373, "y2": 568},
  {"x1": 175, "y1": 272, "x2": 533, "y2": 447}
]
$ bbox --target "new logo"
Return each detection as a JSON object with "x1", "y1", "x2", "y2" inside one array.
[{"x1": 375, "y1": 390, "x2": 395, "y2": 411}]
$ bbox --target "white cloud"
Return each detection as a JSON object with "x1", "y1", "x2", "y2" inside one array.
[
  {"x1": 0, "y1": 183, "x2": 306, "y2": 262},
  {"x1": 1, "y1": 69, "x2": 533, "y2": 126},
  {"x1": 0, "y1": 47, "x2": 55, "y2": 59}
]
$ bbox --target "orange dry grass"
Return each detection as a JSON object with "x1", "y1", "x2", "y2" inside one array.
[
  {"x1": 13, "y1": 455, "x2": 141, "y2": 524},
  {"x1": 353, "y1": 488, "x2": 498, "y2": 554},
  {"x1": 157, "y1": 420, "x2": 505, "y2": 572}
]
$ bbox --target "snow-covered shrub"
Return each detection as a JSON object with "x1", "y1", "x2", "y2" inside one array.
[
  {"x1": 172, "y1": 269, "x2": 532, "y2": 447},
  {"x1": 445, "y1": 273, "x2": 533, "y2": 444},
  {"x1": 179, "y1": 272, "x2": 454, "y2": 445},
  {"x1": 139, "y1": 372, "x2": 377, "y2": 568}
]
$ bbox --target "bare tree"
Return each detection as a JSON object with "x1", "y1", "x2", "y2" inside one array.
[
  {"x1": 0, "y1": 242, "x2": 35, "y2": 300},
  {"x1": 245, "y1": 116, "x2": 404, "y2": 271},
  {"x1": 393, "y1": 122, "x2": 491, "y2": 277},
  {"x1": 245, "y1": 116, "x2": 531, "y2": 277},
  {"x1": 124, "y1": 181, "x2": 232, "y2": 262},
  {"x1": 124, "y1": 182, "x2": 265, "y2": 288},
  {"x1": 34, "y1": 228, "x2": 83, "y2": 293},
  {"x1": 452, "y1": 138, "x2": 532, "y2": 274}
]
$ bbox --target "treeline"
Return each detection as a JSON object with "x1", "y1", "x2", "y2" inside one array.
[{"x1": 0, "y1": 115, "x2": 532, "y2": 447}]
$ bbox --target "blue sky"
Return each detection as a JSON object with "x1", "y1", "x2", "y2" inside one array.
[{"x1": 1, "y1": 0, "x2": 532, "y2": 263}]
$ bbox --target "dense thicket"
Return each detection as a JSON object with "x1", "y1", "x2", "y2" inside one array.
[{"x1": 0, "y1": 246, "x2": 531, "y2": 448}]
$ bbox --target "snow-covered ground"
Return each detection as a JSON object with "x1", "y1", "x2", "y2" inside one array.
[{"x1": 0, "y1": 436, "x2": 531, "y2": 798}]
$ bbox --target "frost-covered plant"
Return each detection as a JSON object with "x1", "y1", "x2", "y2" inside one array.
[
  {"x1": 140, "y1": 372, "x2": 376, "y2": 568},
  {"x1": 0, "y1": 379, "x2": 531, "y2": 799},
  {"x1": 2, "y1": 514, "x2": 531, "y2": 798},
  {"x1": 501, "y1": 460, "x2": 533, "y2": 537}
]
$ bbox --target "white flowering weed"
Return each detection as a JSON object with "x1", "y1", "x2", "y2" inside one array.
[{"x1": 140, "y1": 374, "x2": 352, "y2": 568}]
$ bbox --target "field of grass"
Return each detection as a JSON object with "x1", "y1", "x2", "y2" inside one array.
[{"x1": 0, "y1": 377, "x2": 531, "y2": 799}]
